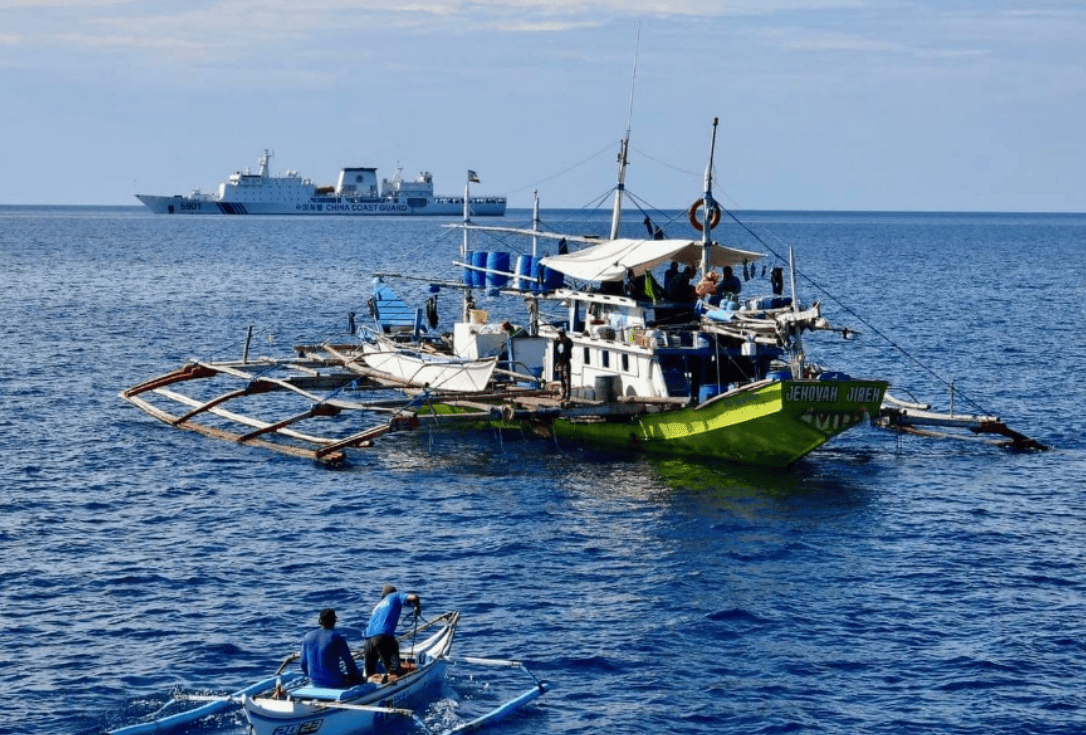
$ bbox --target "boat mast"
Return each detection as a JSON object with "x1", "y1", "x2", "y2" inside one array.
[
  {"x1": 461, "y1": 174, "x2": 472, "y2": 259},
  {"x1": 608, "y1": 23, "x2": 641, "y2": 241},
  {"x1": 787, "y1": 245, "x2": 807, "y2": 377},
  {"x1": 700, "y1": 118, "x2": 720, "y2": 276},
  {"x1": 532, "y1": 189, "x2": 540, "y2": 257},
  {"x1": 460, "y1": 172, "x2": 474, "y2": 324}
]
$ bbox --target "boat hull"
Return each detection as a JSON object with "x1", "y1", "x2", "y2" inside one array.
[
  {"x1": 552, "y1": 378, "x2": 888, "y2": 468},
  {"x1": 135, "y1": 194, "x2": 506, "y2": 216},
  {"x1": 244, "y1": 662, "x2": 447, "y2": 735}
]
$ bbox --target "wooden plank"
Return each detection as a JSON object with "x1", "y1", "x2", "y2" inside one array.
[
  {"x1": 121, "y1": 363, "x2": 218, "y2": 397},
  {"x1": 315, "y1": 423, "x2": 396, "y2": 458},
  {"x1": 152, "y1": 388, "x2": 337, "y2": 445},
  {"x1": 191, "y1": 361, "x2": 332, "y2": 404},
  {"x1": 172, "y1": 386, "x2": 252, "y2": 425},
  {"x1": 236, "y1": 404, "x2": 340, "y2": 443}
]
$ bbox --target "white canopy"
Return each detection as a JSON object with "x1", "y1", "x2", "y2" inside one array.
[{"x1": 539, "y1": 238, "x2": 766, "y2": 283}]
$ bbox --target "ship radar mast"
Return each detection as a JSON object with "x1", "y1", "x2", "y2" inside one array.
[{"x1": 258, "y1": 149, "x2": 274, "y2": 177}]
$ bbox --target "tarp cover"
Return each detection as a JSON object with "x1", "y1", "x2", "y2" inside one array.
[{"x1": 539, "y1": 238, "x2": 765, "y2": 282}]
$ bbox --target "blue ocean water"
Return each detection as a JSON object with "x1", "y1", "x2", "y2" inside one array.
[{"x1": 2, "y1": 205, "x2": 1085, "y2": 735}]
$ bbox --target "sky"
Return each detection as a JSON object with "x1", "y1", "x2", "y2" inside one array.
[{"x1": 1, "y1": 1, "x2": 1084, "y2": 212}]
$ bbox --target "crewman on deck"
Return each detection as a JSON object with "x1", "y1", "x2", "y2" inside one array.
[
  {"x1": 300, "y1": 608, "x2": 364, "y2": 688},
  {"x1": 718, "y1": 265, "x2": 743, "y2": 298},
  {"x1": 364, "y1": 585, "x2": 422, "y2": 683},
  {"x1": 554, "y1": 329, "x2": 573, "y2": 402},
  {"x1": 667, "y1": 265, "x2": 696, "y2": 302}
]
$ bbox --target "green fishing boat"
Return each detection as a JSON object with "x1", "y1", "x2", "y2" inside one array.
[
  {"x1": 551, "y1": 379, "x2": 886, "y2": 468},
  {"x1": 121, "y1": 117, "x2": 894, "y2": 467}
]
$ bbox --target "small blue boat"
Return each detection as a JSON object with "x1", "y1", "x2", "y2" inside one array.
[{"x1": 109, "y1": 611, "x2": 548, "y2": 735}]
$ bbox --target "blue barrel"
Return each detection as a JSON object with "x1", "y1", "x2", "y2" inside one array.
[
  {"x1": 471, "y1": 251, "x2": 488, "y2": 288},
  {"x1": 486, "y1": 251, "x2": 510, "y2": 289},
  {"x1": 514, "y1": 255, "x2": 536, "y2": 291},
  {"x1": 530, "y1": 259, "x2": 545, "y2": 292},
  {"x1": 463, "y1": 250, "x2": 476, "y2": 286},
  {"x1": 543, "y1": 265, "x2": 564, "y2": 291},
  {"x1": 531, "y1": 259, "x2": 564, "y2": 292}
]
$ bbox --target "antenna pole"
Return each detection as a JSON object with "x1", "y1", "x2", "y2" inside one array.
[
  {"x1": 701, "y1": 117, "x2": 720, "y2": 276},
  {"x1": 608, "y1": 22, "x2": 641, "y2": 241}
]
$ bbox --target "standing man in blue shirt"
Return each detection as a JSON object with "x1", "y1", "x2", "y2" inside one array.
[
  {"x1": 300, "y1": 608, "x2": 364, "y2": 688},
  {"x1": 364, "y1": 585, "x2": 422, "y2": 683}
]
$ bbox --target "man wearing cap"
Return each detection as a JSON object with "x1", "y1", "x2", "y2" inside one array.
[
  {"x1": 363, "y1": 585, "x2": 422, "y2": 683},
  {"x1": 300, "y1": 608, "x2": 364, "y2": 688}
]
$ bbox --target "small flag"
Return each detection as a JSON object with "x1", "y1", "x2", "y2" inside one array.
[{"x1": 467, "y1": 170, "x2": 480, "y2": 183}]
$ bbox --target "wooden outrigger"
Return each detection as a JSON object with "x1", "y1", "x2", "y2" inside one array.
[
  {"x1": 876, "y1": 393, "x2": 1047, "y2": 451},
  {"x1": 122, "y1": 358, "x2": 363, "y2": 463},
  {"x1": 120, "y1": 347, "x2": 574, "y2": 465}
]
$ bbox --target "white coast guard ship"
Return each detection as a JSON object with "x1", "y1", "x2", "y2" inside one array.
[{"x1": 135, "y1": 150, "x2": 506, "y2": 216}]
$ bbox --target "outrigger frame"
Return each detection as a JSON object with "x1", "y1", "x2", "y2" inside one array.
[
  {"x1": 120, "y1": 336, "x2": 1045, "y2": 465},
  {"x1": 120, "y1": 347, "x2": 565, "y2": 465},
  {"x1": 876, "y1": 393, "x2": 1046, "y2": 450}
]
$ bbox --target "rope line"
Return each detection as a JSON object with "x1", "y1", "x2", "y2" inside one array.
[
  {"x1": 719, "y1": 206, "x2": 990, "y2": 415},
  {"x1": 503, "y1": 139, "x2": 620, "y2": 198}
]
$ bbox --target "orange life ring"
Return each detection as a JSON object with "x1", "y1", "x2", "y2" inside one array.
[{"x1": 688, "y1": 198, "x2": 722, "y2": 231}]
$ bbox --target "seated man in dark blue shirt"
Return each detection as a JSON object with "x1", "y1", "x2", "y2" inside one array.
[{"x1": 300, "y1": 608, "x2": 364, "y2": 688}]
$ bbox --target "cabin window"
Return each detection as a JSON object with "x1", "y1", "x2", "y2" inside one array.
[
  {"x1": 583, "y1": 346, "x2": 591, "y2": 366},
  {"x1": 601, "y1": 350, "x2": 610, "y2": 369},
  {"x1": 621, "y1": 353, "x2": 629, "y2": 372}
]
